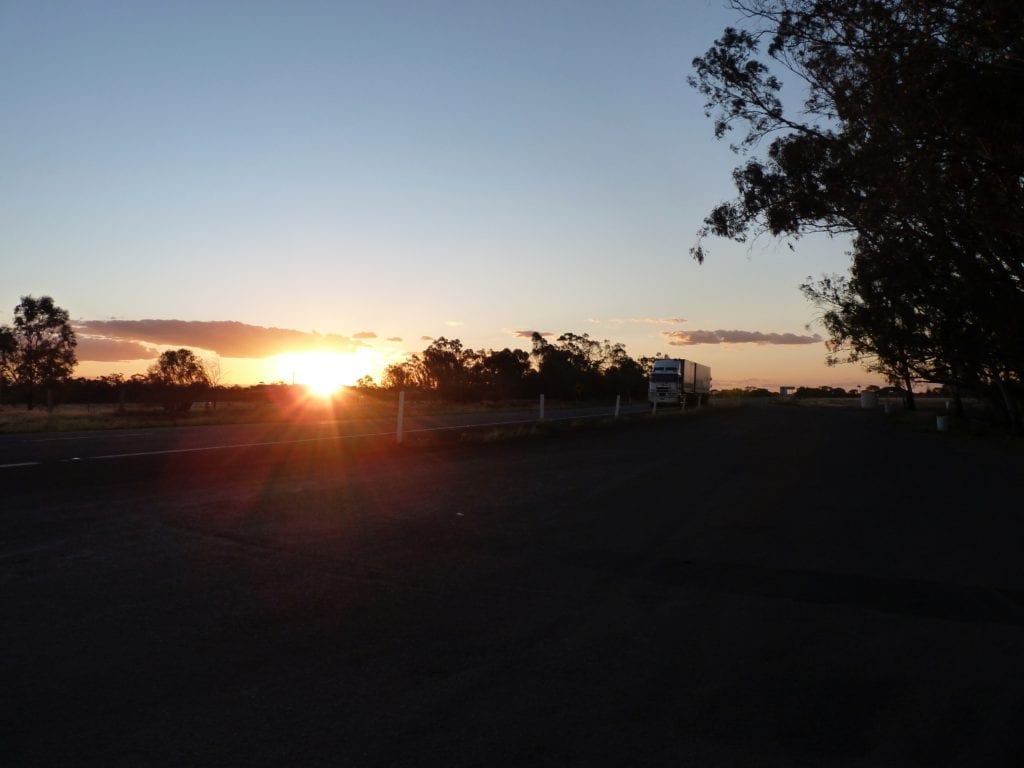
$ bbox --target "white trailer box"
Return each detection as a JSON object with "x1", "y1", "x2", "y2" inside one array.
[{"x1": 648, "y1": 359, "x2": 711, "y2": 405}]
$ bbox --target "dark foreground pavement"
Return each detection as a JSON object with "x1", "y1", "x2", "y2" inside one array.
[{"x1": 3, "y1": 405, "x2": 1024, "y2": 766}]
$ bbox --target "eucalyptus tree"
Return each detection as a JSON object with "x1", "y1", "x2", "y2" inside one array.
[
  {"x1": 0, "y1": 325, "x2": 16, "y2": 405},
  {"x1": 691, "y1": 0, "x2": 1024, "y2": 426},
  {"x1": 420, "y1": 337, "x2": 480, "y2": 400},
  {"x1": 8, "y1": 296, "x2": 78, "y2": 410},
  {"x1": 148, "y1": 348, "x2": 211, "y2": 412},
  {"x1": 476, "y1": 348, "x2": 532, "y2": 400}
]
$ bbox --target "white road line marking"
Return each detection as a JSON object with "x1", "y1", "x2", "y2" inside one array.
[
  {"x1": 86, "y1": 431, "x2": 397, "y2": 461},
  {"x1": 81, "y1": 417, "x2": 544, "y2": 461},
  {"x1": 30, "y1": 431, "x2": 156, "y2": 443},
  {"x1": 10, "y1": 410, "x2": 631, "y2": 466}
]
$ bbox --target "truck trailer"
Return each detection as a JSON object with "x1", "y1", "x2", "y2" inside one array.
[{"x1": 648, "y1": 359, "x2": 711, "y2": 406}]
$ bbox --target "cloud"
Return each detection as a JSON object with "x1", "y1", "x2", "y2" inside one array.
[
  {"x1": 386, "y1": 336, "x2": 403, "y2": 343},
  {"x1": 663, "y1": 329, "x2": 823, "y2": 346},
  {"x1": 612, "y1": 317, "x2": 688, "y2": 326},
  {"x1": 420, "y1": 336, "x2": 434, "y2": 341},
  {"x1": 584, "y1": 318, "x2": 601, "y2": 325},
  {"x1": 76, "y1": 320, "x2": 363, "y2": 358},
  {"x1": 352, "y1": 331, "x2": 377, "y2": 339},
  {"x1": 76, "y1": 336, "x2": 157, "y2": 362},
  {"x1": 512, "y1": 330, "x2": 552, "y2": 339},
  {"x1": 444, "y1": 320, "x2": 463, "y2": 327}
]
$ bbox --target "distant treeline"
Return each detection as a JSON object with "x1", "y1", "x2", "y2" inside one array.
[
  {"x1": 373, "y1": 333, "x2": 660, "y2": 402},
  {"x1": 1, "y1": 374, "x2": 305, "y2": 409},
  {"x1": 714, "y1": 385, "x2": 951, "y2": 399},
  {"x1": 0, "y1": 332, "x2": 666, "y2": 409},
  {"x1": 12, "y1": 376, "x2": 951, "y2": 410}
]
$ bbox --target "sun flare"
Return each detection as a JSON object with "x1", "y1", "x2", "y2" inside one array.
[{"x1": 270, "y1": 349, "x2": 381, "y2": 397}]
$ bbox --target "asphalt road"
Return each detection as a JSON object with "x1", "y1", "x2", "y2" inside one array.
[
  {"x1": 4, "y1": 404, "x2": 1024, "y2": 766},
  {"x1": 0, "y1": 402, "x2": 650, "y2": 466}
]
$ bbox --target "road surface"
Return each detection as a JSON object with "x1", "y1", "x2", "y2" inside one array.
[
  {"x1": 3, "y1": 404, "x2": 1024, "y2": 766},
  {"x1": 0, "y1": 401, "x2": 650, "y2": 467}
]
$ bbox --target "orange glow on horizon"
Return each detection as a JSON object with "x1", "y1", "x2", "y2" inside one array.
[{"x1": 269, "y1": 349, "x2": 382, "y2": 397}]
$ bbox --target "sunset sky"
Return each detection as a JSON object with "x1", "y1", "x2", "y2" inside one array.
[{"x1": 1, "y1": 1, "x2": 880, "y2": 391}]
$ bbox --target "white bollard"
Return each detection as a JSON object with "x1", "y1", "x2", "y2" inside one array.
[
  {"x1": 614, "y1": 395, "x2": 621, "y2": 418},
  {"x1": 539, "y1": 394, "x2": 545, "y2": 421},
  {"x1": 397, "y1": 390, "x2": 405, "y2": 443},
  {"x1": 652, "y1": 400, "x2": 658, "y2": 416},
  {"x1": 936, "y1": 415, "x2": 948, "y2": 433}
]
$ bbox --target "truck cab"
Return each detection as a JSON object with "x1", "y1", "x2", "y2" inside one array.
[{"x1": 648, "y1": 359, "x2": 711, "y2": 406}]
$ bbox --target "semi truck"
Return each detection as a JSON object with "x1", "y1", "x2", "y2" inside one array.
[{"x1": 648, "y1": 359, "x2": 711, "y2": 407}]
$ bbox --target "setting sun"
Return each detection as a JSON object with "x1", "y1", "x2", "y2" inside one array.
[{"x1": 269, "y1": 349, "x2": 382, "y2": 397}]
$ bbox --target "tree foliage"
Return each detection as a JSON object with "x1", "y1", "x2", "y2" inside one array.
[
  {"x1": 379, "y1": 333, "x2": 652, "y2": 402},
  {"x1": 691, "y1": 0, "x2": 1024, "y2": 427},
  {"x1": 3, "y1": 296, "x2": 78, "y2": 409},
  {"x1": 0, "y1": 325, "x2": 16, "y2": 404},
  {"x1": 148, "y1": 348, "x2": 211, "y2": 412},
  {"x1": 420, "y1": 337, "x2": 478, "y2": 399}
]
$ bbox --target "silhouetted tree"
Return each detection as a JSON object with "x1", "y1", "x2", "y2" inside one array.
[
  {"x1": 7, "y1": 296, "x2": 78, "y2": 410},
  {"x1": 476, "y1": 348, "x2": 531, "y2": 400},
  {"x1": 354, "y1": 375, "x2": 377, "y2": 390},
  {"x1": 601, "y1": 342, "x2": 647, "y2": 399},
  {"x1": 148, "y1": 348, "x2": 210, "y2": 412},
  {"x1": 691, "y1": 0, "x2": 1024, "y2": 428},
  {"x1": 381, "y1": 362, "x2": 409, "y2": 390},
  {"x1": 0, "y1": 325, "x2": 15, "y2": 405},
  {"x1": 801, "y1": 272, "x2": 922, "y2": 410},
  {"x1": 421, "y1": 337, "x2": 479, "y2": 400},
  {"x1": 380, "y1": 333, "x2": 654, "y2": 403},
  {"x1": 531, "y1": 332, "x2": 604, "y2": 400},
  {"x1": 382, "y1": 354, "x2": 427, "y2": 391},
  {"x1": 204, "y1": 357, "x2": 226, "y2": 410}
]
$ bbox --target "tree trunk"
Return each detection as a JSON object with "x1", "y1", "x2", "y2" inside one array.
[
  {"x1": 951, "y1": 386, "x2": 965, "y2": 417},
  {"x1": 994, "y1": 375, "x2": 1022, "y2": 434},
  {"x1": 903, "y1": 372, "x2": 916, "y2": 411}
]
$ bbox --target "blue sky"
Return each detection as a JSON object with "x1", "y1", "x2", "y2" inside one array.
[{"x1": 1, "y1": 1, "x2": 875, "y2": 389}]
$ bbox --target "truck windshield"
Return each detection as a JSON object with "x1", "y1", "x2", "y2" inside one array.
[{"x1": 651, "y1": 373, "x2": 679, "y2": 382}]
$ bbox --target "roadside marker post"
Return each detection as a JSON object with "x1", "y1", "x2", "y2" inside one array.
[
  {"x1": 614, "y1": 395, "x2": 620, "y2": 418},
  {"x1": 539, "y1": 394, "x2": 545, "y2": 421},
  {"x1": 652, "y1": 400, "x2": 658, "y2": 416},
  {"x1": 397, "y1": 390, "x2": 405, "y2": 443}
]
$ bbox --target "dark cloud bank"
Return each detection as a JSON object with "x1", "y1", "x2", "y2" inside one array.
[
  {"x1": 76, "y1": 320, "x2": 364, "y2": 361},
  {"x1": 663, "y1": 329, "x2": 822, "y2": 346},
  {"x1": 75, "y1": 336, "x2": 158, "y2": 362}
]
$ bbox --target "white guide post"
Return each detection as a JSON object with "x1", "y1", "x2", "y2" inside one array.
[
  {"x1": 614, "y1": 395, "x2": 621, "y2": 418},
  {"x1": 539, "y1": 394, "x2": 545, "y2": 421}
]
